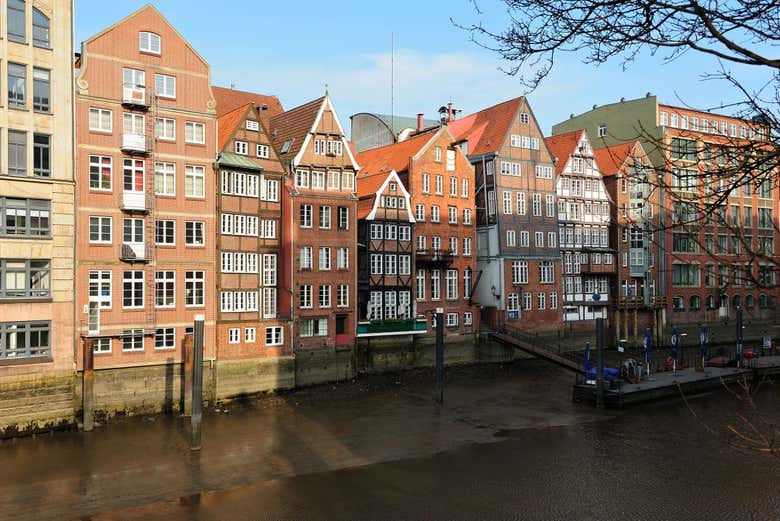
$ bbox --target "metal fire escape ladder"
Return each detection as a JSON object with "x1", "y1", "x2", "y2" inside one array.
[{"x1": 145, "y1": 94, "x2": 158, "y2": 335}]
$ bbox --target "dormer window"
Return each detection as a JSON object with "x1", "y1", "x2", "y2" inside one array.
[
  {"x1": 139, "y1": 32, "x2": 161, "y2": 54},
  {"x1": 246, "y1": 120, "x2": 259, "y2": 131}
]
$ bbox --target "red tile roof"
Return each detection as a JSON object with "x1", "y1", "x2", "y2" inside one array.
[
  {"x1": 217, "y1": 103, "x2": 250, "y2": 151},
  {"x1": 545, "y1": 130, "x2": 585, "y2": 174},
  {"x1": 355, "y1": 130, "x2": 435, "y2": 178},
  {"x1": 448, "y1": 97, "x2": 525, "y2": 156},
  {"x1": 212, "y1": 85, "x2": 284, "y2": 120},
  {"x1": 269, "y1": 96, "x2": 325, "y2": 163},
  {"x1": 593, "y1": 141, "x2": 642, "y2": 176}
]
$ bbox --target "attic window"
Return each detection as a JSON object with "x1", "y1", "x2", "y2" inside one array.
[
  {"x1": 246, "y1": 120, "x2": 259, "y2": 131},
  {"x1": 281, "y1": 139, "x2": 293, "y2": 154},
  {"x1": 389, "y1": 182, "x2": 397, "y2": 192},
  {"x1": 520, "y1": 113, "x2": 529, "y2": 124},
  {"x1": 139, "y1": 32, "x2": 161, "y2": 54},
  {"x1": 598, "y1": 124, "x2": 607, "y2": 137}
]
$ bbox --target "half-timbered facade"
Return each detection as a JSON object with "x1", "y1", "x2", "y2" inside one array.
[
  {"x1": 546, "y1": 130, "x2": 615, "y2": 323},
  {"x1": 356, "y1": 170, "x2": 424, "y2": 337},
  {"x1": 215, "y1": 102, "x2": 288, "y2": 360}
]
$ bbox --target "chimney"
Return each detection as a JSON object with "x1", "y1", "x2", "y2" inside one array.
[
  {"x1": 447, "y1": 102, "x2": 454, "y2": 123},
  {"x1": 417, "y1": 113, "x2": 424, "y2": 131}
]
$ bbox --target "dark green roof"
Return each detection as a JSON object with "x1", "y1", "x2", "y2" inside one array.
[{"x1": 216, "y1": 152, "x2": 263, "y2": 171}]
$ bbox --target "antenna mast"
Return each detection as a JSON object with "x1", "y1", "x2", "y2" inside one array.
[{"x1": 391, "y1": 32, "x2": 394, "y2": 137}]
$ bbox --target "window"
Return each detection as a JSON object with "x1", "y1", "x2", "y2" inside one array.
[
  {"x1": 506, "y1": 230, "x2": 516, "y2": 247},
  {"x1": 523, "y1": 293, "x2": 532, "y2": 310},
  {"x1": 87, "y1": 270, "x2": 112, "y2": 310},
  {"x1": 672, "y1": 264, "x2": 700, "y2": 287},
  {"x1": 228, "y1": 328, "x2": 240, "y2": 344},
  {"x1": 416, "y1": 270, "x2": 426, "y2": 301},
  {"x1": 122, "y1": 329, "x2": 144, "y2": 352},
  {"x1": 435, "y1": 175, "x2": 443, "y2": 194},
  {"x1": 510, "y1": 134, "x2": 521, "y2": 147},
  {"x1": 300, "y1": 246, "x2": 312, "y2": 269},
  {"x1": 450, "y1": 177, "x2": 458, "y2": 196},
  {"x1": 463, "y1": 237, "x2": 472, "y2": 256},
  {"x1": 33, "y1": 68, "x2": 50, "y2": 113},
  {"x1": 338, "y1": 207, "x2": 349, "y2": 229},
  {"x1": 300, "y1": 318, "x2": 328, "y2": 337},
  {"x1": 548, "y1": 232, "x2": 556, "y2": 248},
  {"x1": 185, "y1": 271, "x2": 205, "y2": 307},
  {"x1": 257, "y1": 144, "x2": 269, "y2": 158},
  {"x1": 7, "y1": 0, "x2": 25, "y2": 43},
  {"x1": 185, "y1": 165, "x2": 205, "y2": 198},
  {"x1": 535, "y1": 232, "x2": 544, "y2": 248},
  {"x1": 140, "y1": 31, "x2": 161, "y2": 54},
  {"x1": 154, "y1": 220, "x2": 175, "y2": 245},
  {"x1": 463, "y1": 208, "x2": 472, "y2": 224},
  {"x1": 0, "y1": 259, "x2": 49, "y2": 299},
  {"x1": 598, "y1": 124, "x2": 607, "y2": 137},
  {"x1": 545, "y1": 195, "x2": 555, "y2": 217},
  {"x1": 319, "y1": 285, "x2": 331, "y2": 308},
  {"x1": 185, "y1": 122, "x2": 205, "y2": 144},
  {"x1": 550, "y1": 292, "x2": 558, "y2": 309},
  {"x1": 87, "y1": 216, "x2": 111, "y2": 244},
  {"x1": 32, "y1": 8, "x2": 50, "y2": 47},
  {"x1": 461, "y1": 178, "x2": 469, "y2": 198},
  {"x1": 0, "y1": 198, "x2": 48, "y2": 237},
  {"x1": 311, "y1": 171, "x2": 325, "y2": 190},
  {"x1": 508, "y1": 293, "x2": 519, "y2": 312},
  {"x1": 448, "y1": 206, "x2": 458, "y2": 224},
  {"x1": 235, "y1": 141, "x2": 248, "y2": 155},
  {"x1": 500, "y1": 161, "x2": 522, "y2": 176},
  {"x1": 540, "y1": 261, "x2": 555, "y2": 284},
  {"x1": 300, "y1": 204, "x2": 312, "y2": 228},
  {"x1": 154, "y1": 271, "x2": 175, "y2": 308},
  {"x1": 185, "y1": 221, "x2": 204, "y2": 246},
  {"x1": 299, "y1": 285, "x2": 313, "y2": 308},
  {"x1": 265, "y1": 327, "x2": 284, "y2": 346},
  {"x1": 8, "y1": 130, "x2": 27, "y2": 176},
  {"x1": 533, "y1": 194, "x2": 542, "y2": 216},
  {"x1": 89, "y1": 108, "x2": 112, "y2": 132},
  {"x1": 385, "y1": 254, "x2": 397, "y2": 275},
  {"x1": 660, "y1": 111, "x2": 668, "y2": 126},
  {"x1": 422, "y1": 173, "x2": 430, "y2": 193},
  {"x1": 520, "y1": 231, "x2": 530, "y2": 247},
  {"x1": 154, "y1": 162, "x2": 175, "y2": 196},
  {"x1": 446, "y1": 313, "x2": 458, "y2": 327},
  {"x1": 431, "y1": 270, "x2": 441, "y2": 300},
  {"x1": 512, "y1": 261, "x2": 528, "y2": 284},
  {"x1": 535, "y1": 165, "x2": 553, "y2": 179},
  {"x1": 319, "y1": 206, "x2": 331, "y2": 229},
  {"x1": 502, "y1": 191, "x2": 512, "y2": 214},
  {"x1": 122, "y1": 271, "x2": 144, "y2": 308},
  {"x1": 445, "y1": 269, "x2": 458, "y2": 300},
  {"x1": 33, "y1": 135, "x2": 50, "y2": 178},
  {"x1": 537, "y1": 292, "x2": 546, "y2": 310},
  {"x1": 318, "y1": 247, "x2": 331, "y2": 270},
  {"x1": 336, "y1": 284, "x2": 349, "y2": 308},
  {"x1": 155, "y1": 117, "x2": 175, "y2": 140},
  {"x1": 446, "y1": 149, "x2": 455, "y2": 171},
  {"x1": 93, "y1": 338, "x2": 111, "y2": 354}
]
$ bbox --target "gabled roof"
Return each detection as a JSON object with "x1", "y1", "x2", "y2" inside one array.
[
  {"x1": 448, "y1": 96, "x2": 525, "y2": 156},
  {"x1": 545, "y1": 129, "x2": 585, "y2": 174},
  {"x1": 217, "y1": 103, "x2": 251, "y2": 151},
  {"x1": 594, "y1": 141, "x2": 644, "y2": 176},
  {"x1": 355, "y1": 130, "x2": 437, "y2": 178},
  {"x1": 356, "y1": 171, "x2": 393, "y2": 220},
  {"x1": 80, "y1": 4, "x2": 209, "y2": 69},
  {"x1": 269, "y1": 96, "x2": 326, "y2": 163},
  {"x1": 212, "y1": 85, "x2": 284, "y2": 119}
]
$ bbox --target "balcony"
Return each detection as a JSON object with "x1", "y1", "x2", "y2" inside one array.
[
  {"x1": 122, "y1": 133, "x2": 150, "y2": 155},
  {"x1": 357, "y1": 318, "x2": 428, "y2": 337},
  {"x1": 580, "y1": 261, "x2": 617, "y2": 274},
  {"x1": 122, "y1": 86, "x2": 148, "y2": 109},
  {"x1": 415, "y1": 249, "x2": 453, "y2": 266},
  {"x1": 120, "y1": 243, "x2": 149, "y2": 263},
  {"x1": 121, "y1": 192, "x2": 148, "y2": 213}
]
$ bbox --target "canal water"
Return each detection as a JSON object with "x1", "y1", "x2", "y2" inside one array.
[{"x1": 0, "y1": 361, "x2": 778, "y2": 520}]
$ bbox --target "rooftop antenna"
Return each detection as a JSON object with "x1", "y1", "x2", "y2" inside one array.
[
  {"x1": 390, "y1": 32, "x2": 395, "y2": 137},
  {"x1": 324, "y1": 82, "x2": 329, "y2": 96}
]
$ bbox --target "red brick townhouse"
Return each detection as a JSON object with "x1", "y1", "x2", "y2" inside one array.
[{"x1": 271, "y1": 94, "x2": 359, "y2": 351}]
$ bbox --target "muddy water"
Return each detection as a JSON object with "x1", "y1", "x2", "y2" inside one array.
[{"x1": 0, "y1": 361, "x2": 778, "y2": 521}]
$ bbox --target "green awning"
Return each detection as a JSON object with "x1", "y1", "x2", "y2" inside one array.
[{"x1": 216, "y1": 152, "x2": 264, "y2": 171}]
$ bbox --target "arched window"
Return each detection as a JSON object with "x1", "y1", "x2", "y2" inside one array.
[
  {"x1": 732, "y1": 295, "x2": 741, "y2": 308},
  {"x1": 33, "y1": 8, "x2": 50, "y2": 48},
  {"x1": 8, "y1": 0, "x2": 26, "y2": 43},
  {"x1": 759, "y1": 294, "x2": 768, "y2": 309},
  {"x1": 720, "y1": 294, "x2": 728, "y2": 309},
  {"x1": 745, "y1": 295, "x2": 755, "y2": 309},
  {"x1": 706, "y1": 295, "x2": 716, "y2": 310},
  {"x1": 689, "y1": 295, "x2": 701, "y2": 310},
  {"x1": 673, "y1": 295, "x2": 684, "y2": 311}
]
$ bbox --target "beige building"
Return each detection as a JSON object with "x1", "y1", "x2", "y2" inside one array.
[{"x1": 0, "y1": 0, "x2": 76, "y2": 433}]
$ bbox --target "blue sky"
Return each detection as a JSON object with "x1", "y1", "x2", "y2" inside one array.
[{"x1": 75, "y1": 1, "x2": 771, "y2": 135}]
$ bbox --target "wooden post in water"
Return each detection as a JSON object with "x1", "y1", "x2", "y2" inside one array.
[
  {"x1": 190, "y1": 315, "x2": 205, "y2": 450},
  {"x1": 182, "y1": 333, "x2": 194, "y2": 416},
  {"x1": 83, "y1": 337, "x2": 95, "y2": 432},
  {"x1": 434, "y1": 309, "x2": 444, "y2": 406},
  {"x1": 596, "y1": 317, "x2": 605, "y2": 408}
]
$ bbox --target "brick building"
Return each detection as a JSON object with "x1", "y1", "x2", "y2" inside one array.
[
  {"x1": 0, "y1": 0, "x2": 76, "y2": 431},
  {"x1": 595, "y1": 140, "x2": 664, "y2": 340},
  {"x1": 357, "y1": 126, "x2": 480, "y2": 336},
  {"x1": 447, "y1": 98, "x2": 561, "y2": 332},
  {"x1": 554, "y1": 95, "x2": 780, "y2": 325},
  {"x1": 271, "y1": 94, "x2": 359, "y2": 351},
  {"x1": 75, "y1": 5, "x2": 217, "y2": 367},
  {"x1": 355, "y1": 169, "x2": 424, "y2": 337},
  {"x1": 215, "y1": 101, "x2": 290, "y2": 368},
  {"x1": 545, "y1": 130, "x2": 615, "y2": 324}
]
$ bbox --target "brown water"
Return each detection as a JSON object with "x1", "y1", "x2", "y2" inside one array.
[{"x1": 0, "y1": 361, "x2": 777, "y2": 521}]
